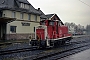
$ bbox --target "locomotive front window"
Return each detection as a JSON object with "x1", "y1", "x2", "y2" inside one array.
[
  {"x1": 41, "y1": 22, "x2": 45, "y2": 25},
  {"x1": 42, "y1": 22, "x2": 45, "y2": 25},
  {"x1": 49, "y1": 21, "x2": 54, "y2": 26}
]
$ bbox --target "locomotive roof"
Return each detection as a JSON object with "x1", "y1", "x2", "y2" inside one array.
[{"x1": 41, "y1": 19, "x2": 61, "y2": 22}]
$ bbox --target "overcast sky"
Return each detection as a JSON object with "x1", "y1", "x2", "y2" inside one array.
[{"x1": 28, "y1": 0, "x2": 90, "y2": 27}]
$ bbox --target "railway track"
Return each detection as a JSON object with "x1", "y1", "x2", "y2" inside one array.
[
  {"x1": 0, "y1": 47, "x2": 38, "y2": 55},
  {"x1": 19, "y1": 40, "x2": 90, "y2": 60},
  {"x1": 48, "y1": 44, "x2": 90, "y2": 60},
  {"x1": 0, "y1": 35, "x2": 90, "y2": 60}
]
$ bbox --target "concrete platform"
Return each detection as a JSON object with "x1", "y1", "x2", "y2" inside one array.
[{"x1": 60, "y1": 49, "x2": 90, "y2": 60}]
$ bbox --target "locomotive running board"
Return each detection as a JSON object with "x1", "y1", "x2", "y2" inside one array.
[{"x1": 50, "y1": 36, "x2": 72, "y2": 40}]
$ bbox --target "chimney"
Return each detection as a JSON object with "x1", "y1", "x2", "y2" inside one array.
[{"x1": 38, "y1": 8, "x2": 40, "y2": 11}]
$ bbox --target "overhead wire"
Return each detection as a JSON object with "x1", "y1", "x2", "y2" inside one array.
[{"x1": 78, "y1": 0, "x2": 90, "y2": 7}]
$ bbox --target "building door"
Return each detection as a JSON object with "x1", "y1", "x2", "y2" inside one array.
[
  {"x1": 0, "y1": 11, "x2": 2, "y2": 17},
  {"x1": 0, "y1": 23, "x2": 6, "y2": 40},
  {"x1": 0, "y1": 24, "x2": 3, "y2": 40},
  {"x1": 0, "y1": 25, "x2": 1, "y2": 39}
]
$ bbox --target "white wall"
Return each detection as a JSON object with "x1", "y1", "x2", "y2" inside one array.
[{"x1": 3, "y1": 10, "x2": 40, "y2": 34}]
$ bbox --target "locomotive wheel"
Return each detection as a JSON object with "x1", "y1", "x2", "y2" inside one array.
[
  {"x1": 61, "y1": 39, "x2": 66, "y2": 45},
  {"x1": 61, "y1": 41, "x2": 65, "y2": 45}
]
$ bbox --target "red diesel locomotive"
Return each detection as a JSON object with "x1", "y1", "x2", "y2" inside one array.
[{"x1": 30, "y1": 20, "x2": 72, "y2": 48}]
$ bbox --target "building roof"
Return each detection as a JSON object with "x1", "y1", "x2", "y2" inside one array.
[
  {"x1": 18, "y1": 0, "x2": 30, "y2": 4},
  {"x1": 37, "y1": 8, "x2": 47, "y2": 19},
  {"x1": 0, "y1": 0, "x2": 41, "y2": 15}
]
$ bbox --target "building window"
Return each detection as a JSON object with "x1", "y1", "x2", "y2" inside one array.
[
  {"x1": 10, "y1": 26, "x2": 17, "y2": 33},
  {"x1": 25, "y1": 4, "x2": 30, "y2": 9},
  {"x1": 20, "y1": 13, "x2": 23, "y2": 19},
  {"x1": 20, "y1": 3, "x2": 30, "y2": 9},
  {"x1": 28, "y1": 14, "x2": 31, "y2": 20},
  {"x1": 12, "y1": 11, "x2": 16, "y2": 18},
  {"x1": 20, "y1": 3, "x2": 24, "y2": 8},
  {"x1": 35, "y1": 15, "x2": 37, "y2": 21}
]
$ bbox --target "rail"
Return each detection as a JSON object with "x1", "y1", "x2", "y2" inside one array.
[{"x1": 0, "y1": 47, "x2": 38, "y2": 55}]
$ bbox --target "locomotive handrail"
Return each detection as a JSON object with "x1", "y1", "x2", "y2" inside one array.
[
  {"x1": 40, "y1": 32, "x2": 42, "y2": 40},
  {"x1": 46, "y1": 34, "x2": 50, "y2": 46},
  {"x1": 53, "y1": 31, "x2": 57, "y2": 38},
  {"x1": 47, "y1": 33, "x2": 50, "y2": 39},
  {"x1": 36, "y1": 34, "x2": 40, "y2": 40},
  {"x1": 29, "y1": 35, "x2": 32, "y2": 45},
  {"x1": 36, "y1": 32, "x2": 43, "y2": 40}
]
